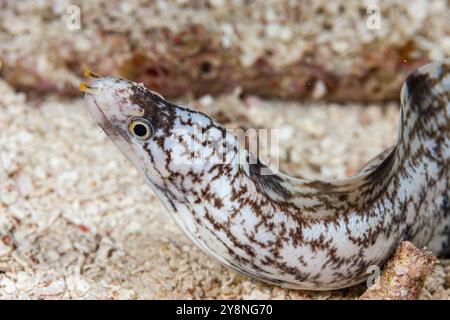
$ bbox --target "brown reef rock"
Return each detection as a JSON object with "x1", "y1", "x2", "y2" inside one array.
[
  {"x1": 360, "y1": 241, "x2": 437, "y2": 300},
  {"x1": 1, "y1": 0, "x2": 449, "y2": 102}
]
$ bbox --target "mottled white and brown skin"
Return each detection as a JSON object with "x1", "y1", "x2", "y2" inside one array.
[{"x1": 82, "y1": 60, "x2": 450, "y2": 290}]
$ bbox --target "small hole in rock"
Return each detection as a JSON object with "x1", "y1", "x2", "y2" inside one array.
[{"x1": 200, "y1": 61, "x2": 212, "y2": 74}]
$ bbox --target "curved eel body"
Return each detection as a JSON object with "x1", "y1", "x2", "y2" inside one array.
[{"x1": 81, "y1": 60, "x2": 450, "y2": 290}]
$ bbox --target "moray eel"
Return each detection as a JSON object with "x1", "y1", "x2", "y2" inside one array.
[{"x1": 81, "y1": 60, "x2": 450, "y2": 290}]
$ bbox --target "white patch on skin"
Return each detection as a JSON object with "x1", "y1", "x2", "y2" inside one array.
[{"x1": 176, "y1": 108, "x2": 193, "y2": 122}]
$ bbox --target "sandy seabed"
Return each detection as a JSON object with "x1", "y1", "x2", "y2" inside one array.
[{"x1": 0, "y1": 79, "x2": 448, "y2": 299}]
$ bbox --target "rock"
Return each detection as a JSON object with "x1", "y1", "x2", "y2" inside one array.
[{"x1": 360, "y1": 241, "x2": 437, "y2": 300}]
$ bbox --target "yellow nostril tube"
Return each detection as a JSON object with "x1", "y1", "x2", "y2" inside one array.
[
  {"x1": 80, "y1": 70, "x2": 101, "y2": 94},
  {"x1": 83, "y1": 69, "x2": 101, "y2": 79},
  {"x1": 80, "y1": 82, "x2": 87, "y2": 92},
  {"x1": 79, "y1": 82, "x2": 96, "y2": 94},
  {"x1": 79, "y1": 82, "x2": 89, "y2": 92}
]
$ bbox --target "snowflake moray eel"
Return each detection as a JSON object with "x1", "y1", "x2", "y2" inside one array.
[{"x1": 81, "y1": 60, "x2": 450, "y2": 290}]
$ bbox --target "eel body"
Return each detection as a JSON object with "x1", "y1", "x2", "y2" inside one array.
[{"x1": 81, "y1": 60, "x2": 450, "y2": 290}]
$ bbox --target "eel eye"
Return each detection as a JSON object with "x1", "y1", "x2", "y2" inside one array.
[{"x1": 128, "y1": 119, "x2": 153, "y2": 140}]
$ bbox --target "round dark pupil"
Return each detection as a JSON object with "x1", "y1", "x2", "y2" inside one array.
[{"x1": 133, "y1": 123, "x2": 148, "y2": 137}]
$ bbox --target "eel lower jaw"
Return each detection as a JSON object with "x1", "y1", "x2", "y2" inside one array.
[
  {"x1": 84, "y1": 94, "x2": 107, "y2": 128},
  {"x1": 84, "y1": 94, "x2": 128, "y2": 143}
]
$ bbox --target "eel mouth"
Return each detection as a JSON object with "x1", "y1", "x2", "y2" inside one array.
[
  {"x1": 80, "y1": 69, "x2": 134, "y2": 148},
  {"x1": 80, "y1": 70, "x2": 116, "y2": 137}
]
